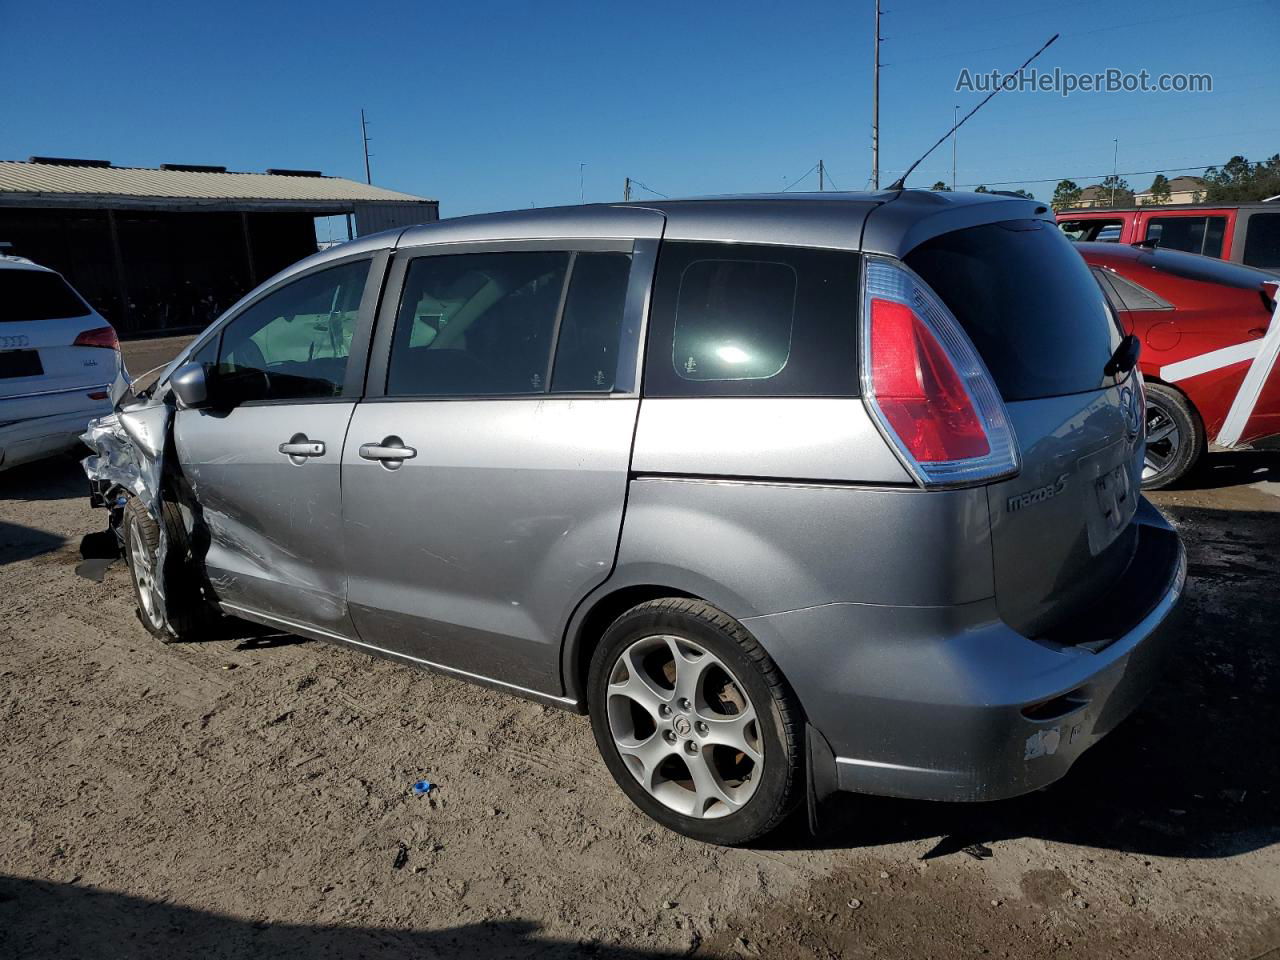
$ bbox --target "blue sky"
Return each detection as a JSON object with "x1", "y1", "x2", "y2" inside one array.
[{"x1": 3, "y1": 0, "x2": 1276, "y2": 218}]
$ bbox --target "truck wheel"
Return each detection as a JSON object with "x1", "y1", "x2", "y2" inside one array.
[
  {"x1": 588, "y1": 598, "x2": 803, "y2": 845},
  {"x1": 122, "y1": 496, "x2": 215, "y2": 642},
  {"x1": 1142, "y1": 383, "x2": 1204, "y2": 490}
]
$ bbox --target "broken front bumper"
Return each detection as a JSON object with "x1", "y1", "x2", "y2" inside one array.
[{"x1": 747, "y1": 497, "x2": 1187, "y2": 803}]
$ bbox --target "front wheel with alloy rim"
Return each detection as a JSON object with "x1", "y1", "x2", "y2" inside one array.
[
  {"x1": 121, "y1": 496, "x2": 216, "y2": 642},
  {"x1": 588, "y1": 598, "x2": 803, "y2": 845},
  {"x1": 1142, "y1": 382, "x2": 1204, "y2": 490}
]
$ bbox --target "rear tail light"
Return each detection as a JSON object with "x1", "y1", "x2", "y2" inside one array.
[
  {"x1": 861, "y1": 257, "x2": 1020, "y2": 488},
  {"x1": 73, "y1": 326, "x2": 119, "y2": 350}
]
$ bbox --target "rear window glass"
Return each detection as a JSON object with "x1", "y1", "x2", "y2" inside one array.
[
  {"x1": 1243, "y1": 213, "x2": 1280, "y2": 271},
  {"x1": 643, "y1": 241, "x2": 860, "y2": 398},
  {"x1": 0, "y1": 268, "x2": 92, "y2": 323},
  {"x1": 905, "y1": 220, "x2": 1120, "y2": 401}
]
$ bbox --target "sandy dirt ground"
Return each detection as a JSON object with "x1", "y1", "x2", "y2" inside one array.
[{"x1": 1, "y1": 337, "x2": 1278, "y2": 958}]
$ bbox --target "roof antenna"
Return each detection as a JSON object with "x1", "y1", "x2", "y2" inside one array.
[{"x1": 887, "y1": 33, "x2": 1059, "y2": 192}]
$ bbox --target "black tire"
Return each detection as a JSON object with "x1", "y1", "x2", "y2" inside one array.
[
  {"x1": 587, "y1": 598, "x2": 803, "y2": 845},
  {"x1": 1142, "y1": 382, "x2": 1204, "y2": 490},
  {"x1": 122, "y1": 496, "x2": 216, "y2": 642}
]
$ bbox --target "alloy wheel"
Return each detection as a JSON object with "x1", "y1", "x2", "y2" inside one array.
[
  {"x1": 1143, "y1": 399, "x2": 1181, "y2": 483},
  {"x1": 605, "y1": 634, "x2": 763, "y2": 819},
  {"x1": 129, "y1": 521, "x2": 161, "y2": 627}
]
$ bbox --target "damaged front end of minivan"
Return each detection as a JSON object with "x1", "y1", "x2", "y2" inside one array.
[{"x1": 80, "y1": 394, "x2": 184, "y2": 634}]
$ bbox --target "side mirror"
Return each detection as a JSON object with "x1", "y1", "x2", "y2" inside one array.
[{"x1": 170, "y1": 362, "x2": 210, "y2": 408}]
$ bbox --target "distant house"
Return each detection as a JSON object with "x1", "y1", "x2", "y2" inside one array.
[
  {"x1": 1075, "y1": 185, "x2": 1114, "y2": 208},
  {"x1": 1134, "y1": 176, "x2": 1208, "y2": 205}
]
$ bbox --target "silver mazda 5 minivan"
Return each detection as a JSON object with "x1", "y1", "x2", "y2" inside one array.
[{"x1": 85, "y1": 190, "x2": 1186, "y2": 845}]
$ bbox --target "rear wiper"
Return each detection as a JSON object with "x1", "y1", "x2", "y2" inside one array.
[{"x1": 1104, "y1": 333, "x2": 1141, "y2": 377}]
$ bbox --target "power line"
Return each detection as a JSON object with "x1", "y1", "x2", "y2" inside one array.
[
  {"x1": 955, "y1": 162, "x2": 1226, "y2": 189},
  {"x1": 888, "y1": 1, "x2": 1268, "y2": 67},
  {"x1": 782, "y1": 163, "x2": 819, "y2": 191},
  {"x1": 628, "y1": 178, "x2": 668, "y2": 199}
]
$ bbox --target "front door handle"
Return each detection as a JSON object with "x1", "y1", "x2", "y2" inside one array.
[
  {"x1": 279, "y1": 434, "x2": 325, "y2": 463},
  {"x1": 359, "y1": 435, "x2": 417, "y2": 469}
]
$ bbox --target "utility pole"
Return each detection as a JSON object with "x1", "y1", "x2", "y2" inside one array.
[
  {"x1": 1111, "y1": 138, "x2": 1119, "y2": 206},
  {"x1": 951, "y1": 105, "x2": 958, "y2": 191},
  {"x1": 624, "y1": 176, "x2": 631, "y2": 201},
  {"x1": 872, "y1": 0, "x2": 881, "y2": 189},
  {"x1": 579, "y1": 162, "x2": 586, "y2": 204},
  {"x1": 819, "y1": 159, "x2": 825, "y2": 192},
  {"x1": 360, "y1": 108, "x2": 373, "y2": 185}
]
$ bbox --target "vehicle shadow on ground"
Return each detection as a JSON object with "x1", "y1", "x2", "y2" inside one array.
[
  {"x1": 0, "y1": 453, "x2": 87, "y2": 503},
  {"x1": 0, "y1": 875, "x2": 684, "y2": 960},
  {"x1": 225, "y1": 620, "x2": 311, "y2": 651},
  {"x1": 0, "y1": 520, "x2": 67, "y2": 566},
  {"x1": 1191, "y1": 449, "x2": 1280, "y2": 489},
  {"x1": 773, "y1": 503, "x2": 1280, "y2": 862}
]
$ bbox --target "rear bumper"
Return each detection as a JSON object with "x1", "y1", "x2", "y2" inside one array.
[
  {"x1": 0, "y1": 404, "x2": 109, "y2": 471},
  {"x1": 744, "y1": 497, "x2": 1186, "y2": 803}
]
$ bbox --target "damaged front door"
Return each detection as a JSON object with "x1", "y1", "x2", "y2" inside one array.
[{"x1": 173, "y1": 256, "x2": 376, "y2": 637}]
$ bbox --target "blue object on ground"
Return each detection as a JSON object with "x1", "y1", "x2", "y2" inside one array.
[{"x1": 412, "y1": 779, "x2": 434, "y2": 795}]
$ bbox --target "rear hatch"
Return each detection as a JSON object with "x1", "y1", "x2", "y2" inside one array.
[
  {"x1": 0, "y1": 267, "x2": 116, "y2": 409},
  {"x1": 904, "y1": 220, "x2": 1144, "y2": 638}
]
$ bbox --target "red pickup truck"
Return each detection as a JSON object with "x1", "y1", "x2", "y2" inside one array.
[{"x1": 1057, "y1": 203, "x2": 1280, "y2": 273}]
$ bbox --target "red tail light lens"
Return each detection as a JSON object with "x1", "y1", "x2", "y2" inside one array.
[
  {"x1": 862, "y1": 258, "x2": 1020, "y2": 488},
  {"x1": 73, "y1": 326, "x2": 118, "y2": 350},
  {"x1": 869, "y1": 298, "x2": 989, "y2": 461}
]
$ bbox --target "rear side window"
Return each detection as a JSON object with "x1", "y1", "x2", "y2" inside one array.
[
  {"x1": 905, "y1": 220, "x2": 1120, "y2": 401},
  {"x1": 1058, "y1": 218, "x2": 1123, "y2": 243},
  {"x1": 1243, "y1": 213, "x2": 1280, "y2": 270},
  {"x1": 551, "y1": 252, "x2": 632, "y2": 392},
  {"x1": 643, "y1": 241, "x2": 860, "y2": 397},
  {"x1": 389, "y1": 251, "x2": 569, "y2": 397},
  {"x1": 1144, "y1": 216, "x2": 1228, "y2": 258},
  {"x1": 1, "y1": 269, "x2": 92, "y2": 323}
]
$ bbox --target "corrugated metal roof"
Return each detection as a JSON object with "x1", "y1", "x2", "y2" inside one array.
[{"x1": 0, "y1": 161, "x2": 432, "y2": 203}]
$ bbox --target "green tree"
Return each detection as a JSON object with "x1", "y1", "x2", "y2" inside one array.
[
  {"x1": 1051, "y1": 179, "x2": 1083, "y2": 211},
  {"x1": 1096, "y1": 175, "x2": 1134, "y2": 208},
  {"x1": 930, "y1": 181, "x2": 951, "y2": 192},
  {"x1": 974, "y1": 184, "x2": 989, "y2": 193},
  {"x1": 1141, "y1": 174, "x2": 1172, "y2": 205},
  {"x1": 1202, "y1": 155, "x2": 1280, "y2": 203},
  {"x1": 1008, "y1": 188, "x2": 1036, "y2": 200}
]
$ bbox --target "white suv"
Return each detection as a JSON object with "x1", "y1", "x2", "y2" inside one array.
[{"x1": 0, "y1": 255, "x2": 128, "y2": 471}]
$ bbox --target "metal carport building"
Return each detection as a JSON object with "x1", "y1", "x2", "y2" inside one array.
[{"x1": 0, "y1": 157, "x2": 437, "y2": 335}]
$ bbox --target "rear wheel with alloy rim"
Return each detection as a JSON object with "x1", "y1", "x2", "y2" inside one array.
[
  {"x1": 588, "y1": 598, "x2": 802, "y2": 845},
  {"x1": 1142, "y1": 382, "x2": 1204, "y2": 490}
]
